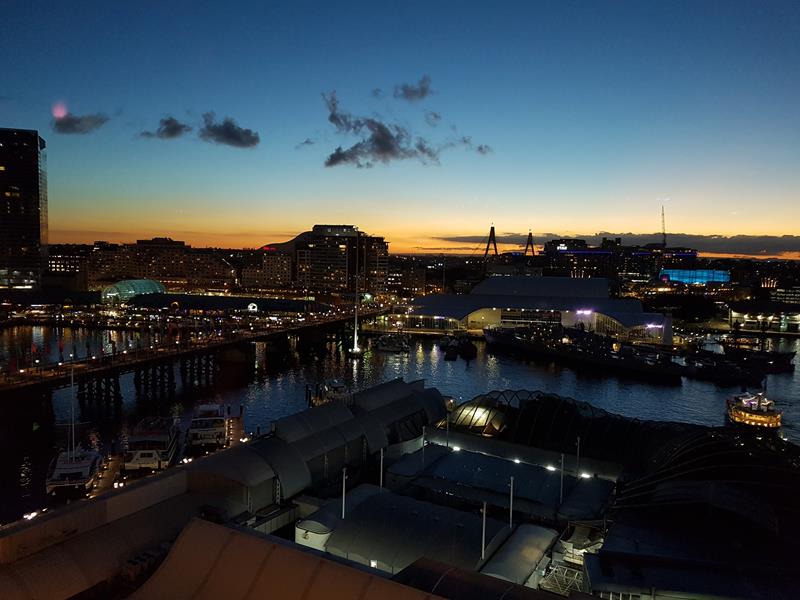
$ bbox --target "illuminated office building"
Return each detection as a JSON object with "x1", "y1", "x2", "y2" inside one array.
[{"x1": 0, "y1": 128, "x2": 48, "y2": 289}]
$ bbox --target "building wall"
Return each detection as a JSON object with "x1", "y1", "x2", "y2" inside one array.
[
  {"x1": 0, "y1": 129, "x2": 47, "y2": 289},
  {"x1": 86, "y1": 240, "x2": 235, "y2": 290}
]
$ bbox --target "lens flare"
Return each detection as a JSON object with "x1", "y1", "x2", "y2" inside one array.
[{"x1": 52, "y1": 102, "x2": 68, "y2": 119}]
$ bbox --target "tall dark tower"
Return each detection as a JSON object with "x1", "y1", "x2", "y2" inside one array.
[
  {"x1": 483, "y1": 224, "x2": 498, "y2": 258},
  {"x1": 0, "y1": 128, "x2": 48, "y2": 289},
  {"x1": 523, "y1": 230, "x2": 535, "y2": 256}
]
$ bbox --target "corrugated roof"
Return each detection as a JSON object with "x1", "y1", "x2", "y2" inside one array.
[
  {"x1": 187, "y1": 443, "x2": 276, "y2": 487},
  {"x1": 480, "y1": 524, "x2": 558, "y2": 585},
  {"x1": 248, "y1": 436, "x2": 312, "y2": 498},
  {"x1": 129, "y1": 518, "x2": 443, "y2": 600}
]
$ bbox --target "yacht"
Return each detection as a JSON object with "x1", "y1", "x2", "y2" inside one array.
[
  {"x1": 726, "y1": 392, "x2": 782, "y2": 429},
  {"x1": 46, "y1": 368, "x2": 105, "y2": 496},
  {"x1": 123, "y1": 416, "x2": 180, "y2": 472},
  {"x1": 46, "y1": 446, "x2": 104, "y2": 496},
  {"x1": 186, "y1": 404, "x2": 230, "y2": 450}
]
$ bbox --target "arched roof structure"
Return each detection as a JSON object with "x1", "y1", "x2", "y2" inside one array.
[{"x1": 101, "y1": 279, "x2": 165, "y2": 304}]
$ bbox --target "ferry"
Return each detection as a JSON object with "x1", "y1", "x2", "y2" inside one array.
[
  {"x1": 123, "y1": 417, "x2": 181, "y2": 472},
  {"x1": 46, "y1": 446, "x2": 105, "y2": 496},
  {"x1": 726, "y1": 392, "x2": 782, "y2": 429},
  {"x1": 186, "y1": 404, "x2": 230, "y2": 450}
]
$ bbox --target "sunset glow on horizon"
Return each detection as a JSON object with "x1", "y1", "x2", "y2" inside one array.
[{"x1": 3, "y1": 2, "x2": 798, "y2": 257}]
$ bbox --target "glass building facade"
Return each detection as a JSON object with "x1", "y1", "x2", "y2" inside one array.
[
  {"x1": 659, "y1": 268, "x2": 730, "y2": 285},
  {"x1": 101, "y1": 279, "x2": 166, "y2": 304},
  {"x1": 0, "y1": 128, "x2": 48, "y2": 289}
]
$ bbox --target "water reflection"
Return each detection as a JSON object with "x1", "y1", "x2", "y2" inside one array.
[{"x1": 1, "y1": 326, "x2": 799, "y2": 523}]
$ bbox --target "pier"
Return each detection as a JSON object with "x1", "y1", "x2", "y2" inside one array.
[{"x1": 0, "y1": 308, "x2": 383, "y2": 395}]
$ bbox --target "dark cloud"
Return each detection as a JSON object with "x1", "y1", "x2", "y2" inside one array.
[
  {"x1": 393, "y1": 75, "x2": 433, "y2": 101},
  {"x1": 322, "y1": 91, "x2": 440, "y2": 168},
  {"x1": 52, "y1": 112, "x2": 108, "y2": 134},
  {"x1": 295, "y1": 137, "x2": 315, "y2": 149},
  {"x1": 140, "y1": 116, "x2": 192, "y2": 139},
  {"x1": 198, "y1": 112, "x2": 260, "y2": 148},
  {"x1": 425, "y1": 111, "x2": 442, "y2": 127},
  {"x1": 319, "y1": 90, "x2": 490, "y2": 168},
  {"x1": 434, "y1": 232, "x2": 800, "y2": 257},
  {"x1": 371, "y1": 88, "x2": 383, "y2": 98}
]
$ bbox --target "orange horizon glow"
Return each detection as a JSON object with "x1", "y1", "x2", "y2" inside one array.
[{"x1": 47, "y1": 228, "x2": 800, "y2": 260}]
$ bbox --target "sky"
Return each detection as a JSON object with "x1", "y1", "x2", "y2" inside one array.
[{"x1": 2, "y1": 1, "x2": 799, "y2": 255}]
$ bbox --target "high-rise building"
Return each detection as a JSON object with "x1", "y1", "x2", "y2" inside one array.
[
  {"x1": 0, "y1": 128, "x2": 48, "y2": 289},
  {"x1": 293, "y1": 225, "x2": 388, "y2": 294}
]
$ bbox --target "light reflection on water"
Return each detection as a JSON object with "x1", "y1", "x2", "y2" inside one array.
[{"x1": 1, "y1": 325, "x2": 798, "y2": 522}]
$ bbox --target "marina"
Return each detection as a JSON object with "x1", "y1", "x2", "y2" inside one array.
[{"x1": 1, "y1": 324, "x2": 799, "y2": 525}]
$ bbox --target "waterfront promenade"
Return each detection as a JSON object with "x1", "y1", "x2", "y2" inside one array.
[{"x1": 0, "y1": 308, "x2": 383, "y2": 393}]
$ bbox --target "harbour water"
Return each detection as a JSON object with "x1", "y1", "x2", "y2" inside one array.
[{"x1": 1, "y1": 325, "x2": 798, "y2": 523}]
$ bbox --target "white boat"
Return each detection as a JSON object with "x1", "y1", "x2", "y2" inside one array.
[
  {"x1": 46, "y1": 446, "x2": 104, "y2": 496},
  {"x1": 123, "y1": 416, "x2": 180, "y2": 471},
  {"x1": 46, "y1": 368, "x2": 104, "y2": 496},
  {"x1": 187, "y1": 404, "x2": 229, "y2": 449}
]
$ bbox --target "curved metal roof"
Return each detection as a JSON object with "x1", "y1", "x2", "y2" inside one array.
[
  {"x1": 187, "y1": 444, "x2": 276, "y2": 488},
  {"x1": 248, "y1": 436, "x2": 312, "y2": 498},
  {"x1": 101, "y1": 279, "x2": 166, "y2": 304}
]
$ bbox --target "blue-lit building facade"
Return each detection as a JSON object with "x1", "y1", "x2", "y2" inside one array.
[
  {"x1": 659, "y1": 269, "x2": 730, "y2": 285},
  {"x1": 542, "y1": 237, "x2": 697, "y2": 281}
]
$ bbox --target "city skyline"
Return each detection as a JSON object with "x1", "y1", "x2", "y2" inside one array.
[{"x1": 2, "y1": 1, "x2": 800, "y2": 255}]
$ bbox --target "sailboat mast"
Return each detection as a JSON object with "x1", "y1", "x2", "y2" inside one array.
[{"x1": 70, "y1": 367, "x2": 75, "y2": 461}]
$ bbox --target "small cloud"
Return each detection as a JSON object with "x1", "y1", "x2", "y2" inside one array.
[
  {"x1": 140, "y1": 116, "x2": 192, "y2": 139},
  {"x1": 371, "y1": 88, "x2": 383, "y2": 98},
  {"x1": 52, "y1": 112, "x2": 108, "y2": 134},
  {"x1": 393, "y1": 75, "x2": 433, "y2": 102},
  {"x1": 198, "y1": 112, "x2": 260, "y2": 148},
  {"x1": 425, "y1": 111, "x2": 442, "y2": 127},
  {"x1": 296, "y1": 137, "x2": 315, "y2": 149}
]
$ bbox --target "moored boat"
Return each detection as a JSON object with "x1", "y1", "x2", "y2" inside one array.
[
  {"x1": 373, "y1": 333, "x2": 411, "y2": 353},
  {"x1": 46, "y1": 446, "x2": 104, "y2": 496},
  {"x1": 307, "y1": 379, "x2": 351, "y2": 407},
  {"x1": 186, "y1": 404, "x2": 230, "y2": 450},
  {"x1": 123, "y1": 416, "x2": 181, "y2": 471},
  {"x1": 726, "y1": 392, "x2": 782, "y2": 429}
]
